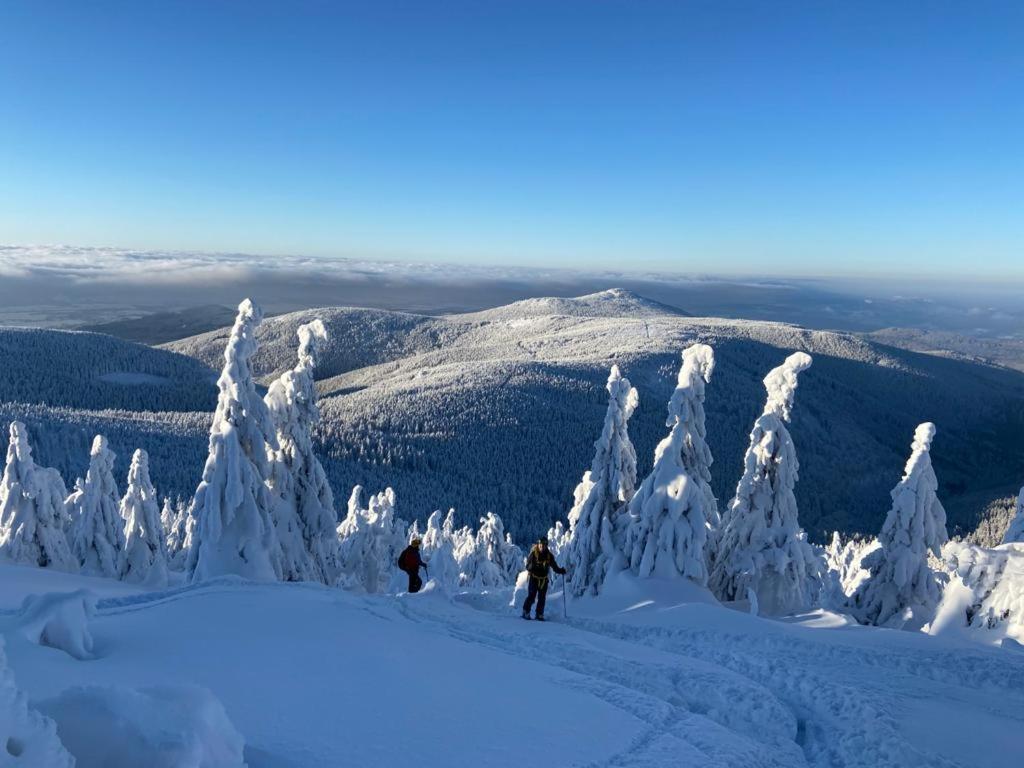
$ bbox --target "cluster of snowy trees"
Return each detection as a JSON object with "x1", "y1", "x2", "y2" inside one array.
[
  {"x1": 549, "y1": 342, "x2": 1023, "y2": 628},
  {"x1": 3, "y1": 299, "x2": 1022, "y2": 632},
  {"x1": 0, "y1": 300, "x2": 531, "y2": 596}
]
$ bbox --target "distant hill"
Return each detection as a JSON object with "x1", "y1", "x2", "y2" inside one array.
[
  {"x1": 77, "y1": 305, "x2": 240, "y2": 345},
  {"x1": 157, "y1": 290, "x2": 1024, "y2": 543}
]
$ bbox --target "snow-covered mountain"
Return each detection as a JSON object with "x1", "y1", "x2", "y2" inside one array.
[{"x1": 4, "y1": 290, "x2": 1023, "y2": 543}]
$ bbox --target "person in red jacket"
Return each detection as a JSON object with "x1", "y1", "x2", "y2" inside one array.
[
  {"x1": 398, "y1": 539, "x2": 428, "y2": 593},
  {"x1": 521, "y1": 537, "x2": 566, "y2": 621}
]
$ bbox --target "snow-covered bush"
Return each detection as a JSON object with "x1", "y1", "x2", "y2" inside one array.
[
  {"x1": 935, "y1": 541, "x2": 1024, "y2": 643},
  {"x1": 822, "y1": 531, "x2": 879, "y2": 609},
  {"x1": 710, "y1": 352, "x2": 824, "y2": 615},
  {"x1": 0, "y1": 637, "x2": 74, "y2": 767},
  {"x1": 70, "y1": 435, "x2": 127, "y2": 579},
  {"x1": 459, "y1": 512, "x2": 523, "y2": 588},
  {"x1": 37, "y1": 684, "x2": 246, "y2": 768},
  {"x1": 850, "y1": 423, "x2": 949, "y2": 629},
  {"x1": 546, "y1": 520, "x2": 569, "y2": 560},
  {"x1": 336, "y1": 487, "x2": 407, "y2": 593},
  {"x1": 623, "y1": 345, "x2": 716, "y2": 586},
  {"x1": 163, "y1": 497, "x2": 192, "y2": 570},
  {"x1": 188, "y1": 299, "x2": 282, "y2": 583},
  {"x1": 563, "y1": 365, "x2": 639, "y2": 596},
  {"x1": 0, "y1": 421, "x2": 77, "y2": 572},
  {"x1": 121, "y1": 449, "x2": 169, "y2": 587},
  {"x1": 1002, "y1": 486, "x2": 1024, "y2": 544},
  {"x1": 265, "y1": 320, "x2": 340, "y2": 585},
  {"x1": 15, "y1": 590, "x2": 97, "y2": 660}
]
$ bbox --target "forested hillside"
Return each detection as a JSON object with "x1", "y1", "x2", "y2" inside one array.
[{"x1": 4, "y1": 290, "x2": 1022, "y2": 543}]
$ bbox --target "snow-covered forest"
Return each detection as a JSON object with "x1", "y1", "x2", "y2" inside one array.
[{"x1": 2, "y1": 296, "x2": 1023, "y2": 767}]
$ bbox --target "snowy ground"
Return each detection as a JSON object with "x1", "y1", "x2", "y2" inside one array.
[{"x1": 2, "y1": 564, "x2": 1022, "y2": 767}]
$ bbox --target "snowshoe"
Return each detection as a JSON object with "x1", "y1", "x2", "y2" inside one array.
[
  {"x1": 535, "y1": 615, "x2": 545, "y2": 622},
  {"x1": 521, "y1": 611, "x2": 531, "y2": 620}
]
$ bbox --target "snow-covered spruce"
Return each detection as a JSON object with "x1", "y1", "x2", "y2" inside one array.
[
  {"x1": 623, "y1": 344, "x2": 717, "y2": 585},
  {"x1": 938, "y1": 540, "x2": 1024, "y2": 641},
  {"x1": 459, "y1": 512, "x2": 523, "y2": 588},
  {"x1": 546, "y1": 520, "x2": 569, "y2": 560},
  {"x1": 564, "y1": 365, "x2": 639, "y2": 596},
  {"x1": 121, "y1": 449, "x2": 169, "y2": 587},
  {"x1": 1002, "y1": 486, "x2": 1024, "y2": 544},
  {"x1": 336, "y1": 487, "x2": 408, "y2": 593},
  {"x1": 70, "y1": 435, "x2": 127, "y2": 579},
  {"x1": 0, "y1": 421, "x2": 77, "y2": 572},
  {"x1": 849, "y1": 423, "x2": 949, "y2": 628},
  {"x1": 188, "y1": 299, "x2": 282, "y2": 582},
  {"x1": 709, "y1": 352, "x2": 824, "y2": 615},
  {"x1": 265, "y1": 319, "x2": 340, "y2": 584},
  {"x1": 822, "y1": 531, "x2": 879, "y2": 609},
  {"x1": 0, "y1": 637, "x2": 74, "y2": 767}
]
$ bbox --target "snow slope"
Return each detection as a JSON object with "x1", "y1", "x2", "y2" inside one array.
[{"x1": 1, "y1": 563, "x2": 1020, "y2": 767}]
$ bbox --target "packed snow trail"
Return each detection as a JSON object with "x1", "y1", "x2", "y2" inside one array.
[{"x1": 2, "y1": 564, "x2": 1021, "y2": 767}]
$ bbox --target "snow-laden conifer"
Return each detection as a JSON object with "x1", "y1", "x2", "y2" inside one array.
[
  {"x1": 265, "y1": 319, "x2": 339, "y2": 584},
  {"x1": 850, "y1": 423, "x2": 949, "y2": 628},
  {"x1": 121, "y1": 449, "x2": 169, "y2": 586},
  {"x1": 336, "y1": 487, "x2": 407, "y2": 593},
  {"x1": 564, "y1": 365, "x2": 639, "y2": 596},
  {"x1": 70, "y1": 435, "x2": 127, "y2": 578},
  {"x1": 622, "y1": 345, "x2": 716, "y2": 585},
  {"x1": 0, "y1": 422, "x2": 77, "y2": 572},
  {"x1": 1002, "y1": 486, "x2": 1024, "y2": 544},
  {"x1": 460, "y1": 512, "x2": 523, "y2": 588},
  {"x1": 189, "y1": 299, "x2": 282, "y2": 582},
  {"x1": 710, "y1": 352, "x2": 824, "y2": 614}
]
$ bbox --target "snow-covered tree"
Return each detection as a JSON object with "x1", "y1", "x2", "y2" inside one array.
[
  {"x1": 822, "y1": 531, "x2": 879, "y2": 609},
  {"x1": 710, "y1": 352, "x2": 824, "y2": 615},
  {"x1": 563, "y1": 365, "x2": 639, "y2": 596},
  {"x1": 459, "y1": 512, "x2": 523, "y2": 588},
  {"x1": 121, "y1": 449, "x2": 169, "y2": 586},
  {"x1": 1002, "y1": 486, "x2": 1024, "y2": 544},
  {"x1": 622, "y1": 345, "x2": 717, "y2": 585},
  {"x1": 70, "y1": 435, "x2": 127, "y2": 578},
  {"x1": 336, "y1": 487, "x2": 407, "y2": 593},
  {"x1": 850, "y1": 423, "x2": 949, "y2": 628},
  {"x1": 188, "y1": 299, "x2": 282, "y2": 583},
  {"x1": 546, "y1": 520, "x2": 570, "y2": 560},
  {"x1": 0, "y1": 422, "x2": 77, "y2": 572},
  {"x1": 265, "y1": 319, "x2": 340, "y2": 585},
  {"x1": 164, "y1": 498, "x2": 192, "y2": 570}
]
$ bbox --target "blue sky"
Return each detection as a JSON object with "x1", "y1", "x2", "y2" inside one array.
[{"x1": 1, "y1": 1, "x2": 1021, "y2": 278}]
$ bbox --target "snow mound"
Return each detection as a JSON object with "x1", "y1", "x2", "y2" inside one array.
[
  {"x1": 37, "y1": 684, "x2": 246, "y2": 768},
  {"x1": 0, "y1": 637, "x2": 74, "y2": 768},
  {"x1": 931, "y1": 542, "x2": 1024, "y2": 644},
  {"x1": 15, "y1": 590, "x2": 97, "y2": 660}
]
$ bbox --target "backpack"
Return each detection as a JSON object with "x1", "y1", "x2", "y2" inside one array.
[{"x1": 398, "y1": 547, "x2": 415, "y2": 571}]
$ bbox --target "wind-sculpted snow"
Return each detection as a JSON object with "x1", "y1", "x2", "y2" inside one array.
[{"x1": 5, "y1": 291, "x2": 1024, "y2": 546}]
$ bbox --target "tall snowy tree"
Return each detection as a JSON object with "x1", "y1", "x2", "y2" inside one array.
[
  {"x1": 709, "y1": 352, "x2": 824, "y2": 615},
  {"x1": 121, "y1": 449, "x2": 169, "y2": 586},
  {"x1": 850, "y1": 423, "x2": 949, "y2": 628},
  {"x1": 0, "y1": 422, "x2": 77, "y2": 572},
  {"x1": 70, "y1": 435, "x2": 127, "y2": 578},
  {"x1": 622, "y1": 344, "x2": 717, "y2": 585},
  {"x1": 1002, "y1": 486, "x2": 1024, "y2": 544},
  {"x1": 188, "y1": 299, "x2": 282, "y2": 582},
  {"x1": 460, "y1": 512, "x2": 523, "y2": 588},
  {"x1": 336, "y1": 487, "x2": 406, "y2": 593},
  {"x1": 564, "y1": 365, "x2": 639, "y2": 596},
  {"x1": 265, "y1": 319, "x2": 339, "y2": 584}
]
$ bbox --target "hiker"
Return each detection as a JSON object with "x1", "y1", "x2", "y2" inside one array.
[
  {"x1": 398, "y1": 538, "x2": 428, "y2": 593},
  {"x1": 521, "y1": 537, "x2": 567, "y2": 621}
]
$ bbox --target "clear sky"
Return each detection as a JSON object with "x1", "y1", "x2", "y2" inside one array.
[{"x1": 1, "y1": 1, "x2": 1021, "y2": 278}]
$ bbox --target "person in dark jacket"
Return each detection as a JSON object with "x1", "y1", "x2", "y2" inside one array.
[
  {"x1": 398, "y1": 539, "x2": 427, "y2": 593},
  {"x1": 521, "y1": 537, "x2": 567, "y2": 621}
]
